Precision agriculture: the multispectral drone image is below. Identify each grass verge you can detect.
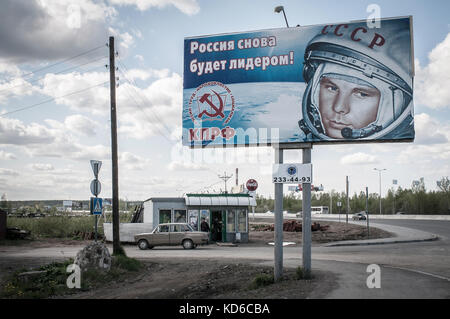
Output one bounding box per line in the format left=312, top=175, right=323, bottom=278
left=0, top=255, right=143, bottom=299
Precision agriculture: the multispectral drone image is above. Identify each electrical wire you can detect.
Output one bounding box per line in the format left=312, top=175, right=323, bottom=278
left=116, top=70, right=176, bottom=143
left=10, top=44, right=106, bottom=80
left=116, top=59, right=175, bottom=138
left=0, top=55, right=108, bottom=94
left=0, top=81, right=109, bottom=117
left=118, top=79, right=175, bottom=144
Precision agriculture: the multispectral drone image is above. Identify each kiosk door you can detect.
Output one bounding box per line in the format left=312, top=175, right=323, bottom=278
left=211, top=210, right=223, bottom=242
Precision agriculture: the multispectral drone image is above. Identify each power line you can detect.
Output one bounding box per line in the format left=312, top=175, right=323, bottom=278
left=116, top=67, right=175, bottom=141
left=116, top=59, right=175, bottom=138
left=11, top=44, right=106, bottom=80
left=117, top=79, right=174, bottom=143
left=0, top=56, right=108, bottom=96
left=0, top=81, right=109, bottom=117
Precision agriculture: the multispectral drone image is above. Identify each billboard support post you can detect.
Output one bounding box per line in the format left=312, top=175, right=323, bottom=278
left=274, top=147, right=283, bottom=282
left=302, top=147, right=312, bottom=276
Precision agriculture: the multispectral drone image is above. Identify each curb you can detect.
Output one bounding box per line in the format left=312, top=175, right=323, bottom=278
left=323, top=234, right=439, bottom=247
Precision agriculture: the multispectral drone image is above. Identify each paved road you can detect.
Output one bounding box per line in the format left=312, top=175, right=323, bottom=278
left=1, top=219, right=449, bottom=298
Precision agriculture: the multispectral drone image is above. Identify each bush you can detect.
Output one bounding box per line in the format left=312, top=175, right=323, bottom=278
left=7, top=216, right=102, bottom=239
left=249, top=273, right=274, bottom=289
left=295, top=266, right=312, bottom=280
left=113, top=255, right=142, bottom=272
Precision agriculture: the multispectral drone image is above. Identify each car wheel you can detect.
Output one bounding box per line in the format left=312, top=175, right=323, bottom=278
left=182, top=239, right=194, bottom=249
left=138, top=239, right=149, bottom=250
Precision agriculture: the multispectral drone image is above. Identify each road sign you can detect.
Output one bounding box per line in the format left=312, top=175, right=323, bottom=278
left=90, top=160, right=102, bottom=178
left=90, top=197, right=103, bottom=215
left=90, top=179, right=101, bottom=196
left=246, top=179, right=258, bottom=191
left=272, top=163, right=312, bottom=184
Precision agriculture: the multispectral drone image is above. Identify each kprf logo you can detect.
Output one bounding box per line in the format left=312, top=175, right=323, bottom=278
left=188, top=81, right=235, bottom=125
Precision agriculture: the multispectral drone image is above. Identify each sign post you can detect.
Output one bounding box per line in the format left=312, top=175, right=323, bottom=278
left=337, top=201, right=342, bottom=222
left=246, top=180, right=258, bottom=221
left=272, top=148, right=313, bottom=280
left=90, top=160, right=102, bottom=242
left=302, top=147, right=312, bottom=277
left=273, top=147, right=283, bottom=282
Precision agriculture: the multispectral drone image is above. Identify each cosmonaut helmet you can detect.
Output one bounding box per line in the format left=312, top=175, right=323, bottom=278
left=299, top=19, right=414, bottom=140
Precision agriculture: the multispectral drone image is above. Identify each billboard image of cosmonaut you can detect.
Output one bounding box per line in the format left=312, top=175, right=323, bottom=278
left=182, top=17, right=414, bottom=146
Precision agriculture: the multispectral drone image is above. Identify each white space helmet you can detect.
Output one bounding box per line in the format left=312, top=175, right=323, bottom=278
left=299, top=20, right=414, bottom=140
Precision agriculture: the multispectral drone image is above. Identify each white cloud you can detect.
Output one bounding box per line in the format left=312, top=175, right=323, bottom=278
left=0, top=0, right=116, bottom=62
left=415, top=32, right=450, bottom=109
left=414, top=113, right=449, bottom=144
left=30, top=163, right=55, bottom=171
left=117, top=72, right=182, bottom=140
left=0, top=117, right=55, bottom=145
left=108, top=0, right=200, bottom=15
left=119, top=151, right=151, bottom=170
left=125, top=68, right=170, bottom=81
left=39, top=71, right=110, bottom=115
left=396, top=144, right=450, bottom=165
left=0, top=168, right=19, bottom=176
left=340, top=152, right=379, bottom=165
left=0, top=150, right=17, bottom=160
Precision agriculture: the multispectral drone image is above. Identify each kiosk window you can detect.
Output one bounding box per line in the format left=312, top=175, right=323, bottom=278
left=238, top=209, right=247, bottom=232
left=227, top=210, right=236, bottom=232
left=174, top=210, right=187, bottom=223
left=188, top=210, right=199, bottom=231
left=159, top=210, right=171, bottom=224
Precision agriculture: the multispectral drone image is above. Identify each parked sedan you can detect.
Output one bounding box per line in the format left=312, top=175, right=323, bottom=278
left=352, top=212, right=367, bottom=221
left=135, top=223, right=209, bottom=250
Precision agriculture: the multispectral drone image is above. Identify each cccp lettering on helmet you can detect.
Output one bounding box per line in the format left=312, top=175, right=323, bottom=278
left=321, top=24, right=385, bottom=49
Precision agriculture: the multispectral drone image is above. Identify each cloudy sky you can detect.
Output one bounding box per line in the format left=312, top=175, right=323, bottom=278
left=0, top=0, right=449, bottom=201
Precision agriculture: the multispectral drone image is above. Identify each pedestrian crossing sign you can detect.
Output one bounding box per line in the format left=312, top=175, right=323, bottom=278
left=90, top=197, right=103, bottom=215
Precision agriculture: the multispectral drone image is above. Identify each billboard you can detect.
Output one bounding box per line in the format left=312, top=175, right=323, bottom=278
left=183, top=17, right=414, bottom=147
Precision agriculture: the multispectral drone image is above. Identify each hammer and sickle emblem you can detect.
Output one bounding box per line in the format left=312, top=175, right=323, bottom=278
left=198, top=90, right=225, bottom=119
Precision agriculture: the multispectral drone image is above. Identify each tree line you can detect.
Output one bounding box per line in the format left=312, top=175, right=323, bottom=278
left=255, top=177, right=450, bottom=215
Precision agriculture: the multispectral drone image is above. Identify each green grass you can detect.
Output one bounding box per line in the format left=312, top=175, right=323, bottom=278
left=249, top=273, right=274, bottom=289
left=7, top=216, right=103, bottom=239
left=0, top=255, right=144, bottom=299
left=295, top=266, right=312, bottom=280
left=112, top=255, right=143, bottom=272
left=0, top=259, right=76, bottom=299
left=6, top=213, right=134, bottom=240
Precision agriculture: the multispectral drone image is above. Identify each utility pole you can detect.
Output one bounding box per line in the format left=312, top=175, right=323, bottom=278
left=218, top=171, right=233, bottom=193
left=109, top=36, right=121, bottom=255
left=374, top=168, right=387, bottom=215
left=366, top=186, right=369, bottom=238
left=346, top=176, right=349, bottom=224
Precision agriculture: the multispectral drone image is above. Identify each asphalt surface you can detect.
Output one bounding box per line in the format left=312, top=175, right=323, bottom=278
left=1, top=218, right=449, bottom=298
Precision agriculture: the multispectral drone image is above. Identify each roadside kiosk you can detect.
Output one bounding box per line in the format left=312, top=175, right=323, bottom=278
left=104, top=193, right=256, bottom=243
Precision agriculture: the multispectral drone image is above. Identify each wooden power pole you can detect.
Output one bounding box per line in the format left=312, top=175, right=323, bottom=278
left=109, top=36, right=121, bottom=254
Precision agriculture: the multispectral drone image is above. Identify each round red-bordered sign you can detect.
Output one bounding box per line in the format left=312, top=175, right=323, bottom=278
left=246, top=179, right=258, bottom=191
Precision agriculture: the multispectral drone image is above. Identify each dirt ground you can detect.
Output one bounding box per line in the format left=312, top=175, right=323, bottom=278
left=246, top=220, right=393, bottom=246
left=53, top=258, right=337, bottom=299
left=0, top=221, right=390, bottom=299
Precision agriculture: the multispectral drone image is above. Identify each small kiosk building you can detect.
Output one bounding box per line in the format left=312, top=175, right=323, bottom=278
left=104, top=193, right=256, bottom=243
